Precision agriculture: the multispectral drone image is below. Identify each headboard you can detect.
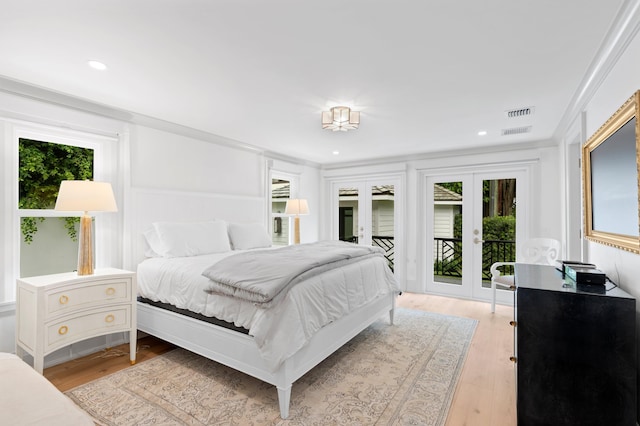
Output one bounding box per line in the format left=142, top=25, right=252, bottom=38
left=126, top=188, right=266, bottom=269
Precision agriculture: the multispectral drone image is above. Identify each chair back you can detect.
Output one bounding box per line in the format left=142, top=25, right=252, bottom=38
left=520, top=238, right=561, bottom=265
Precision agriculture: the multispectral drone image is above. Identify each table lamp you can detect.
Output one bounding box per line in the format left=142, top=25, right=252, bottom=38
left=54, top=180, right=118, bottom=275
left=285, top=199, right=309, bottom=244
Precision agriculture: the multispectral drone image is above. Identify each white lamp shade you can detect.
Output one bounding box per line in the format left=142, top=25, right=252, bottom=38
left=285, top=199, right=309, bottom=216
left=55, top=180, right=118, bottom=212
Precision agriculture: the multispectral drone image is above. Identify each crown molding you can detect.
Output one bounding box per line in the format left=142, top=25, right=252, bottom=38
left=0, top=75, right=271, bottom=158
left=554, top=0, right=640, bottom=142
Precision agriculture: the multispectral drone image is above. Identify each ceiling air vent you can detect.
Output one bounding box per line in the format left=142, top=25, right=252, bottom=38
left=505, top=106, right=535, bottom=118
left=501, top=126, right=532, bottom=136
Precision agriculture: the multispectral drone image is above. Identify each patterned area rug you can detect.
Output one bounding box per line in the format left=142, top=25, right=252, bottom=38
left=66, top=308, right=476, bottom=425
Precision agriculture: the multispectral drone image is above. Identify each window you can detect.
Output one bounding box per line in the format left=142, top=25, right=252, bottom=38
left=0, top=114, right=120, bottom=304
left=269, top=170, right=299, bottom=246
left=271, top=177, right=290, bottom=246
left=19, top=138, right=94, bottom=277
left=1, top=123, right=119, bottom=304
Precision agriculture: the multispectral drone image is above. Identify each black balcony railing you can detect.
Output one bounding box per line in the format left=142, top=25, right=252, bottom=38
left=433, top=237, right=516, bottom=280
left=373, top=236, right=394, bottom=271
left=338, top=236, right=514, bottom=279
left=433, top=237, right=462, bottom=277
left=481, top=238, right=517, bottom=279
left=341, top=235, right=395, bottom=271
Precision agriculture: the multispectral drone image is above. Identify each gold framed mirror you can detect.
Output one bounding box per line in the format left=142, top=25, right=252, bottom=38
left=583, top=90, right=640, bottom=253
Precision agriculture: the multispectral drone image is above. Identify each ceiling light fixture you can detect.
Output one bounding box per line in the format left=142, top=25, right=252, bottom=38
left=87, top=60, right=107, bottom=71
left=478, top=130, right=487, bottom=136
left=322, top=106, right=360, bottom=132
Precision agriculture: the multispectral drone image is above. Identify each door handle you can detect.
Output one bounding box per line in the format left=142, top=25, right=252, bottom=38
left=473, top=237, right=484, bottom=244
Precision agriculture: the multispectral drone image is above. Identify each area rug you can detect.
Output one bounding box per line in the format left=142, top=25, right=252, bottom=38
left=66, top=308, right=477, bottom=425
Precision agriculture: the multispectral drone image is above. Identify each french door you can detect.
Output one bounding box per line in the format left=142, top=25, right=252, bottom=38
left=425, top=169, right=526, bottom=303
left=331, top=176, right=403, bottom=284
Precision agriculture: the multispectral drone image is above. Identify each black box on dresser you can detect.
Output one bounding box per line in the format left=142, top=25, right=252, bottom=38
left=514, top=263, right=637, bottom=426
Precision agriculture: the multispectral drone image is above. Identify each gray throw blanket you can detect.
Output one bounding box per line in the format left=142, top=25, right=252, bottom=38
left=202, top=240, right=384, bottom=307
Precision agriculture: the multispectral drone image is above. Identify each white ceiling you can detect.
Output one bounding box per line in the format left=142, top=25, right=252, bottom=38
left=0, top=0, right=628, bottom=164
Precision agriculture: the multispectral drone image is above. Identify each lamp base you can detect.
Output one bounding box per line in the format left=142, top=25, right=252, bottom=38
left=77, top=214, right=94, bottom=275
left=293, top=216, right=300, bottom=244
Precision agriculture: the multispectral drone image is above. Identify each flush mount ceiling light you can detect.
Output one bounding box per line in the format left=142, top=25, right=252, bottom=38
left=322, top=106, right=360, bottom=131
left=87, top=60, right=107, bottom=70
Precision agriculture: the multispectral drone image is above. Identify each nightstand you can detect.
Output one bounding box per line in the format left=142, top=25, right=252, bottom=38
left=15, top=268, right=137, bottom=374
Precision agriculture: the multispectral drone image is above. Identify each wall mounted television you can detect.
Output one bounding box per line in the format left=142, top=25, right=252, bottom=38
left=583, top=90, right=640, bottom=253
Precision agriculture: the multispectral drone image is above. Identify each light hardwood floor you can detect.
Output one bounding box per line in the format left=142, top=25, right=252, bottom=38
left=45, top=335, right=175, bottom=392
left=46, top=293, right=516, bottom=425
left=396, top=293, right=516, bottom=426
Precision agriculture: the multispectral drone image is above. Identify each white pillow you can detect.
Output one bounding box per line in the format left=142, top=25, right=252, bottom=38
left=227, top=222, right=272, bottom=250
left=152, top=221, right=231, bottom=257
left=143, top=227, right=163, bottom=257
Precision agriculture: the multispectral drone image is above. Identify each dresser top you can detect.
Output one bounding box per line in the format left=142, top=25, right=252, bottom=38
left=18, top=268, right=134, bottom=287
left=514, top=263, right=634, bottom=300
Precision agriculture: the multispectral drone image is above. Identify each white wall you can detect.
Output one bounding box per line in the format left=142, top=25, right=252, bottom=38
left=579, top=26, right=640, bottom=295
left=130, top=125, right=265, bottom=196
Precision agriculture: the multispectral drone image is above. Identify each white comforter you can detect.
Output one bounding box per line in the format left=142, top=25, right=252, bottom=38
left=202, top=241, right=385, bottom=306
left=137, top=246, right=399, bottom=370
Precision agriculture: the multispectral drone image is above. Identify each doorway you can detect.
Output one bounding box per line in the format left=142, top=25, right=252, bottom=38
left=425, top=170, right=526, bottom=303
left=331, top=176, right=403, bottom=279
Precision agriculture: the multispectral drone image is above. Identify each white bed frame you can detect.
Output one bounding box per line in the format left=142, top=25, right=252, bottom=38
left=128, top=188, right=397, bottom=418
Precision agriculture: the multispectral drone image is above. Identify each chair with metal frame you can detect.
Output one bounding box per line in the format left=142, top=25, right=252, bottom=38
left=489, top=237, right=561, bottom=313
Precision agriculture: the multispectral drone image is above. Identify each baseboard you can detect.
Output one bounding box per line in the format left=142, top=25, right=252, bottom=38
left=17, top=331, right=130, bottom=370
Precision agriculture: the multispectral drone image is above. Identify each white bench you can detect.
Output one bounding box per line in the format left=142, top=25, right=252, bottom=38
left=0, top=353, right=94, bottom=425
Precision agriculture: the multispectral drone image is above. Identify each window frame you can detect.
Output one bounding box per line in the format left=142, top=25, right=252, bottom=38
left=3, top=121, right=119, bottom=302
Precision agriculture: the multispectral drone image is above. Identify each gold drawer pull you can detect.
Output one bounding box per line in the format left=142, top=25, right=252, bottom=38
left=509, top=321, right=517, bottom=327
left=509, top=285, right=516, bottom=290
left=105, top=314, right=115, bottom=323
left=105, top=287, right=116, bottom=296
left=59, top=295, right=69, bottom=305
left=58, top=325, right=68, bottom=335
left=509, top=356, right=517, bottom=363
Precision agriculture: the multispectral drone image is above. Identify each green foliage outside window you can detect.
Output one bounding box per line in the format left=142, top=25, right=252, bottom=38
left=482, top=215, right=516, bottom=241
left=452, top=214, right=515, bottom=240
left=19, top=138, right=94, bottom=243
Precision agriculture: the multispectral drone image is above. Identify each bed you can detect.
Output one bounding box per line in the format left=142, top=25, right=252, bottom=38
left=130, top=190, right=399, bottom=419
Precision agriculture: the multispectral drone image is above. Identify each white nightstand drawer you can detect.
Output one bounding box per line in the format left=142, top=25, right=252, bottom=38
left=47, top=278, right=131, bottom=316
left=45, top=306, right=131, bottom=352
left=16, top=268, right=137, bottom=373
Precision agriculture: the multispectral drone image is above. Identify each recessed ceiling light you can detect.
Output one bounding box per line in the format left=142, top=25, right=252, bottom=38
left=478, top=130, right=487, bottom=136
left=332, top=151, right=340, bottom=155
left=87, top=60, right=107, bottom=71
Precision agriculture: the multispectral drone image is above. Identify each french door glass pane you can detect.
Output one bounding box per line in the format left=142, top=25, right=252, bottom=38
left=372, top=185, right=395, bottom=270
left=481, top=178, right=517, bottom=288
left=271, top=178, right=290, bottom=246
left=433, top=182, right=463, bottom=285
left=338, top=187, right=358, bottom=243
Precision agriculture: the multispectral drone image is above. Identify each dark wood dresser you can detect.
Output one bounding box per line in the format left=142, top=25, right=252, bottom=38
left=514, top=263, right=636, bottom=426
